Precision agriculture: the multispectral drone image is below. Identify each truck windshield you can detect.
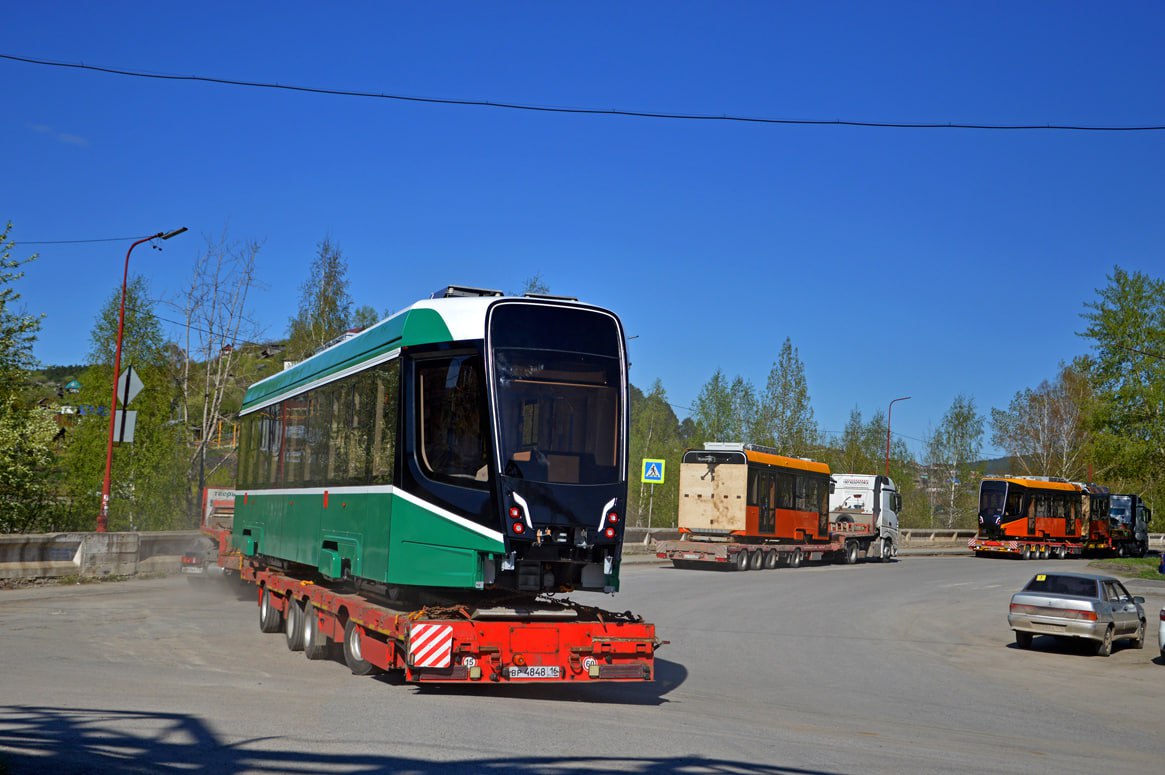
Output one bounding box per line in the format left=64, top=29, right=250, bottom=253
left=490, top=303, right=624, bottom=485
left=1110, top=495, right=1131, bottom=525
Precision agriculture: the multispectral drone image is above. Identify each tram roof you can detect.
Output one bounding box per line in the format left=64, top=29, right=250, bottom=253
left=982, top=476, right=1083, bottom=493
left=743, top=448, right=831, bottom=475
left=240, top=295, right=610, bottom=415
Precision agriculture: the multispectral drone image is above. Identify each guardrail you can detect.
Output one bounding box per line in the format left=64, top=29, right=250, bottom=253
left=1, top=529, right=1163, bottom=581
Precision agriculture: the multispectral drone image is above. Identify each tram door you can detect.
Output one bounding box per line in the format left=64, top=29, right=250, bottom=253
left=757, top=469, right=776, bottom=534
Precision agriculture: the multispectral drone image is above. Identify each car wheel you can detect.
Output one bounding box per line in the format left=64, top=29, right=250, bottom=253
left=1095, top=626, right=1113, bottom=657
left=1015, top=631, right=1032, bottom=649
left=1132, top=620, right=1145, bottom=650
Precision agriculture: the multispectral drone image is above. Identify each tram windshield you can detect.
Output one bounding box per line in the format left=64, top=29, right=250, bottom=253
left=490, top=304, right=624, bottom=485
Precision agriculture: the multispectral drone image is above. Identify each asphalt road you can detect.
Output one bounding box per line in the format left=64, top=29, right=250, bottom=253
left=2, top=556, right=1163, bottom=774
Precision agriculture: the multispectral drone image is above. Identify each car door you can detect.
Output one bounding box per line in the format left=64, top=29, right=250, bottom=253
left=1104, top=580, right=1138, bottom=636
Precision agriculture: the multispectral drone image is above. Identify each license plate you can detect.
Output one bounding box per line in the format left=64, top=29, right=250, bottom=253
left=180, top=566, right=205, bottom=575
left=507, top=665, right=560, bottom=679
left=683, top=554, right=702, bottom=560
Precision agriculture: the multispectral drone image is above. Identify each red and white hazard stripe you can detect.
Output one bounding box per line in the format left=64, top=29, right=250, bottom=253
left=409, top=623, right=454, bottom=668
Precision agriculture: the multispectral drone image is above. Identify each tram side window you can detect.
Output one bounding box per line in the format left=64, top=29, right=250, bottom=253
left=1005, top=490, right=1023, bottom=517
left=776, top=473, right=795, bottom=510
left=795, top=475, right=812, bottom=512
left=416, top=355, right=488, bottom=486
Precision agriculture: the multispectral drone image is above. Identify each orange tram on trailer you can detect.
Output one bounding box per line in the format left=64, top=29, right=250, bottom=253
left=970, top=475, right=1150, bottom=559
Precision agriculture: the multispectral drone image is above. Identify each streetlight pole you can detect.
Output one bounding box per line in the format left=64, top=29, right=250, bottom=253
left=97, top=227, right=187, bottom=533
left=885, top=395, right=911, bottom=478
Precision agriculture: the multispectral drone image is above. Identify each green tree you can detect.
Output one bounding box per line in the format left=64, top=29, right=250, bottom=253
left=0, top=222, right=58, bottom=533
left=627, top=380, right=684, bottom=528
left=352, top=305, right=380, bottom=329
left=754, top=338, right=818, bottom=455
left=519, top=274, right=550, bottom=295
left=690, top=368, right=753, bottom=445
left=924, top=394, right=985, bottom=529
left=287, top=237, right=353, bottom=360
left=60, top=277, right=187, bottom=531
left=990, top=361, right=1092, bottom=480
left=1079, top=266, right=1165, bottom=507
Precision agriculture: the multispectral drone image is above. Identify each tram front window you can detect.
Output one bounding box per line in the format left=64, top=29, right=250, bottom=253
left=979, top=481, right=1007, bottom=535
left=490, top=304, right=624, bottom=486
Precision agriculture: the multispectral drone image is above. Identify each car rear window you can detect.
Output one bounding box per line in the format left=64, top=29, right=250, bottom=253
left=1023, top=575, right=1098, bottom=597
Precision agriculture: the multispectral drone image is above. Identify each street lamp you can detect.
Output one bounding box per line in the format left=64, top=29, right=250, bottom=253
left=885, top=395, right=911, bottom=478
left=98, top=227, right=187, bottom=533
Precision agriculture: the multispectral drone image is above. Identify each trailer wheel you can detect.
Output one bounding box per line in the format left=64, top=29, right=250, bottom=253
left=763, top=550, right=779, bottom=570
left=1021, top=545, right=1031, bottom=560
left=788, top=548, right=803, bottom=569
left=303, top=602, right=331, bottom=660
left=843, top=540, right=859, bottom=565
left=343, top=619, right=380, bottom=676
left=284, top=597, right=305, bottom=652
left=749, top=549, right=765, bottom=571
left=733, top=549, right=750, bottom=572
left=259, top=588, right=283, bottom=633
left=1015, top=630, right=1032, bottom=649
left=1095, top=626, right=1113, bottom=657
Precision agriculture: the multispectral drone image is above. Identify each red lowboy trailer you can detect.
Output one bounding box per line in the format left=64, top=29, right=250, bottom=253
left=243, top=562, right=659, bottom=684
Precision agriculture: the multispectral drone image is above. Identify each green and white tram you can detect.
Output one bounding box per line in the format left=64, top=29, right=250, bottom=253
left=234, top=286, right=629, bottom=595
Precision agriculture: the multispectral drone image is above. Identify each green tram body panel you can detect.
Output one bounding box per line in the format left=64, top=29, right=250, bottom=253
left=236, top=489, right=506, bottom=588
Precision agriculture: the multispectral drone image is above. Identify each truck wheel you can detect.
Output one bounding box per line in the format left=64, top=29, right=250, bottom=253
left=343, top=619, right=380, bottom=676
left=733, top=550, right=750, bottom=572
left=763, top=550, right=779, bottom=570
left=1015, top=630, right=1032, bottom=649
left=1095, top=626, right=1113, bottom=657
left=749, top=549, right=764, bottom=571
left=303, top=602, right=331, bottom=660
left=284, top=597, right=305, bottom=652
left=788, top=548, right=803, bottom=569
left=1132, top=620, right=1145, bottom=650
left=259, top=588, right=282, bottom=633
left=882, top=539, right=894, bottom=562
left=843, top=541, right=859, bottom=565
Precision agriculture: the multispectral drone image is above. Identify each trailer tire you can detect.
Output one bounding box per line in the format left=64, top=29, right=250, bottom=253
left=749, top=549, right=764, bottom=571
left=1095, top=626, right=1113, bottom=657
left=1015, top=630, right=1032, bottom=649
left=763, top=550, right=779, bottom=570
left=303, top=602, right=331, bottom=660
left=284, top=597, right=305, bottom=652
left=1021, top=545, right=1031, bottom=560
left=843, top=540, right=859, bottom=565
left=788, top=548, right=803, bottom=569
left=733, top=549, right=750, bottom=572
left=259, top=588, right=282, bottom=633
left=343, top=619, right=380, bottom=676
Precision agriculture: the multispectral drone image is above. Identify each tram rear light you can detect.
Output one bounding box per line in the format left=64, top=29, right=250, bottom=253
left=512, top=521, right=525, bottom=535
left=606, top=512, right=619, bottom=524
left=604, top=527, right=616, bottom=539
left=509, top=506, right=522, bottom=519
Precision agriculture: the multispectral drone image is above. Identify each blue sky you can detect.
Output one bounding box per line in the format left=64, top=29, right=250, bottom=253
left=4, top=2, right=1163, bottom=459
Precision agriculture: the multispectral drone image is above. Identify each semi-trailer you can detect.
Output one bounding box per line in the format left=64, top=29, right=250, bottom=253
left=655, top=443, right=899, bottom=570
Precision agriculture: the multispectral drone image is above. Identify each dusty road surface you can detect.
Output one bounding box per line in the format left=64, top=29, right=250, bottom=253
left=2, top=556, right=1163, bottom=774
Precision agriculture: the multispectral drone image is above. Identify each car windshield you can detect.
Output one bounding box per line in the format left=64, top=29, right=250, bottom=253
left=1022, top=574, right=1098, bottom=598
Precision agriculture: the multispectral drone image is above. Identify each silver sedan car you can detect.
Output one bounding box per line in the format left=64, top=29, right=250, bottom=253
left=1008, top=572, right=1146, bottom=656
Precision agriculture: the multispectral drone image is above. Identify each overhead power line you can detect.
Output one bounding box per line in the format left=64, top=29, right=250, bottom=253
left=3, top=52, right=1163, bottom=133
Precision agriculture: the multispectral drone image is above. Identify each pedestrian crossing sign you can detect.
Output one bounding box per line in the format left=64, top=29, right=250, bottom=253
left=641, top=458, right=666, bottom=484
